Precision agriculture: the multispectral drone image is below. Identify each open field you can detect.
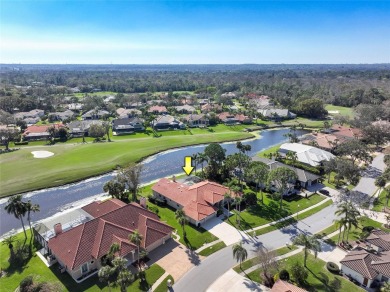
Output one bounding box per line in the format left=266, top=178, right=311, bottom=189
left=247, top=252, right=364, bottom=291
left=0, top=126, right=253, bottom=197
left=325, top=104, right=354, bottom=117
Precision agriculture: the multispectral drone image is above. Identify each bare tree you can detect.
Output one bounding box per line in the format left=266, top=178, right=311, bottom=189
left=257, top=247, right=279, bottom=287
left=118, top=164, right=143, bottom=202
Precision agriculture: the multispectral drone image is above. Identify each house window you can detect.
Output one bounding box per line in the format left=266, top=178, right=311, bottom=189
left=81, top=263, right=88, bottom=274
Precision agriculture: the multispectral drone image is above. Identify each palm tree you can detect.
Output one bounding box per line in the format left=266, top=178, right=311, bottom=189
left=129, top=230, right=143, bottom=268
left=335, top=201, right=360, bottom=243
left=108, top=242, right=120, bottom=259
left=384, top=186, right=390, bottom=209
left=235, top=196, right=242, bottom=225
left=293, top=233, right=322, bottom=267
left=232, top=242, right=248, bottom=269
left=191, top=153, right=198, bottom=175
left=98, top=265, right=114, bottom=292
left=196, top=152, right=207, bottom=176
left=4, top=194, right=27, bottom=241
left=25, top=200, right=40, bottom=239
left=2, top=235, right=16, bottom=261
left=103, top=121, right=111, bottom=142
left=224, top=192, right=232, bottom=217
left=334, top=217, right=348, bottom=244
left=175, top=209, right=189, bottom=237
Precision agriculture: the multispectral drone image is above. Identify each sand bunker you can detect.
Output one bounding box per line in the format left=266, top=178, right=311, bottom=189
left=31, top=151, right=54, bottom=158
left=328, top=110, right=339, bottom=114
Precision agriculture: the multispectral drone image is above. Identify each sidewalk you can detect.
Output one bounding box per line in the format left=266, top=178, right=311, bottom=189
left=244, top=197, right=332, bottom=233
left=151, top=271, right=169, bottom=291
left=239, top=247, right=303, bottom=275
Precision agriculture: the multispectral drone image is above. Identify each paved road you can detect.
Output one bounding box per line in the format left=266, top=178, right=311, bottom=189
left=353, top=153, right=385, bottom=195
left=174, top=202, right=338, bottom=292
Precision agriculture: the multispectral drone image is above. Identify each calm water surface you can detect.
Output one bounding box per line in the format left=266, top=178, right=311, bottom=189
left=0, top=128, right=307, bottom=236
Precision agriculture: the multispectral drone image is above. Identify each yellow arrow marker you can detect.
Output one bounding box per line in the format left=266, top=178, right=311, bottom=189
left=182, top=156, right=194, bottom=176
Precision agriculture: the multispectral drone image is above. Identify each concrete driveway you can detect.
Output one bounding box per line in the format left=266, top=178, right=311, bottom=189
left=147, top=238, right=202, bottom=281
left=207, top=269, right=270, bottom=292
left=316, top=241, right=347, bottom=267
left=202, top=216, right=248, bottom=246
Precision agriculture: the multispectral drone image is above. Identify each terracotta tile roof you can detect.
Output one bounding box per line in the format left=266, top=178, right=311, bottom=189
left=148, top=105, right=167, bottom=113
left=340, top=250, right=382, bottom=279
left=331, top=124, right=362, bottom=139
left=23, top=124, right=64, bottom=135
left=271, top=279, right=307, bottom=292
left=82, top=198, right=127, bottom=218
left=152, top=178, right=237, bottom=221
left=48, top=201, right=173, bottom=270
left=366, top=230, right=390, bottom=251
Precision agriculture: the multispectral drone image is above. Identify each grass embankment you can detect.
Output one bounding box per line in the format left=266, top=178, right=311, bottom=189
left=139, top=181, right=218, bottom=250
left=198, top=241, right=227, bottom=257
left=372, top=189, right=389, bottom=212
left=154, top=275, right=174, bottom=292
left=253, top=200, right=333, bottom=236
left=0, top=125, right=253, bottom=197
left=0, top=232, right=165, bottom=291
left=325, top=104, right=354, bottom=117
left=233, top=245, right=299, bottom=273
left=247, top=252, right=363, bottom=292
left=227, top=192, right=327, bottom=230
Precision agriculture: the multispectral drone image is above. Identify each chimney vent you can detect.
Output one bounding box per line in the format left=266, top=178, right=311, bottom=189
left=172, top=175, right=176, bottom=182
left=54, top=223, right=62, bottom=236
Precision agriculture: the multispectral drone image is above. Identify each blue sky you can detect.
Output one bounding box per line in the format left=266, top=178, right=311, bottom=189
left=1, top=1, right=389, bottom=64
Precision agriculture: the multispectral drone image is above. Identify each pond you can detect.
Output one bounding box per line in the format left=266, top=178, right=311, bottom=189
left=0, top=128, right=307, bottom=237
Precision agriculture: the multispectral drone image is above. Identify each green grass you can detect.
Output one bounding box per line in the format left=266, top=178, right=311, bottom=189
left=372, top=189, right=389, bottom=212
left=153, top=274, right=174, bottom=292
left=328, top=216, right=388, bottom=245
left=325, top=104, right=354, bottom=117
left=257, top=144, right=281, bottom=158
left=0, top=231, right=166, bottom=291
left=322, top=172, right=356, bottom=191
left=316, top=223, right=340, bottom=239
left=233, top=245, right=299, bottom=273
left=0, top=125, right=253, bottom=197
left=246, top=252, right=363, bottom=292
left=228, top=192, right=327, bottom=230
left=253, top=200, right=333, bottom=236
left=198, top=241, right=227, bottom=257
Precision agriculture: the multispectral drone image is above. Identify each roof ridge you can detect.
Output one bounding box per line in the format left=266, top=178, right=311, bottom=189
left=72, top=223, right=87, bottom=269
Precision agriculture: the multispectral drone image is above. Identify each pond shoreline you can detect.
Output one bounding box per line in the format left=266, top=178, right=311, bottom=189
left=1, top=131, right=256, bottom=199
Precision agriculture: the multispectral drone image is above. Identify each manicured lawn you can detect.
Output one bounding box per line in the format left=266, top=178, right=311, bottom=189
left=154, top=274, right=174, bottom=292
left=233, top=245, right=298, bottom=273
left=146, top=200, right=218, bottom=250
left=257, top=144, right=281, bottom=158
left=247, top=252, right=363, bottom=291
left=325, top=104, right=354, bottom=117
left=316, top=223, right=340, bottom=239
left=0, top=231, right=165, bottom=292
left=322, top=172, right=356, bottom=191
left=139, top=177, right=217, bottom=250
left=227, top=192, right=327, bottom=230
left=372, top=189, right=389, bottom=212
left=253, top=200, right=333, bottom=236
left=0, top=127, right=253, bottom=197
left=328, top=216, right=389, bottom=245
left=198, top=241, right=227, bottom=257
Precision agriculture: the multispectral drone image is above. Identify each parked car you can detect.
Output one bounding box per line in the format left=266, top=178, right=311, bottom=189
left=319, top=189, right=330, bottom=196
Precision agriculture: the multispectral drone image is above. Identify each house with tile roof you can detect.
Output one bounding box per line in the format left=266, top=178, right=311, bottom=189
left=151, top=115, right=185, bottom=130
left=23, top=124, right=65, bottom=140
left=111, top=117, right=145, bottom=135
left=152, top=178, right=238, bottom=226
left=183, top=114, right=209, bottom=128
left=340, top=230, right=390, bottom=288
left=148, top=105, right=168, bottom=114
left=45, top=199, right=173, bottom=283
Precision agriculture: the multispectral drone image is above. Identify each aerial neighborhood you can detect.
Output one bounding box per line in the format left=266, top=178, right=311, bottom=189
left=1, top=65, right=390, bottom=292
